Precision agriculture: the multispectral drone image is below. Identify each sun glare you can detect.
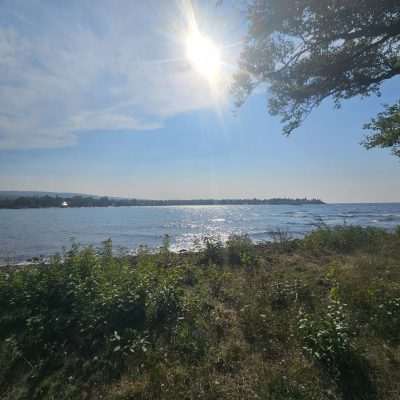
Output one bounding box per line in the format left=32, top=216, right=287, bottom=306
left=186, top=30, right=221, bottom=82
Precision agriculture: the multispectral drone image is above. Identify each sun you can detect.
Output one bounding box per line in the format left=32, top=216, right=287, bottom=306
left=185, top=30, right=222, bottom=82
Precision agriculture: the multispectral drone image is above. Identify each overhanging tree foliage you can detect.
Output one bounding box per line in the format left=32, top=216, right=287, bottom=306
left=232, top=0, right=400, bottom=155
left=363, top=100, right=400, bottom=157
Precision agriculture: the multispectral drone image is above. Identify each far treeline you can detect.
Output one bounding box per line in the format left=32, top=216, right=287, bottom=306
left=0, top=196, right=324, bottom=209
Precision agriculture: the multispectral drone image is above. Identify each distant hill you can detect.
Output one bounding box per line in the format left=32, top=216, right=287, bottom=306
left=0, top=191, right=100, bottom=200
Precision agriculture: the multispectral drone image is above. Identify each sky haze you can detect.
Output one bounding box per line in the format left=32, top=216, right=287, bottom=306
left=0, top=0, right=399, bottom=203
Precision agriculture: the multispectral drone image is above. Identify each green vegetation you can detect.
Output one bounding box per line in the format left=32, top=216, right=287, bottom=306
left=1, top=226, right=400, bottom=399
left=363, top=100, right=400, bottom=157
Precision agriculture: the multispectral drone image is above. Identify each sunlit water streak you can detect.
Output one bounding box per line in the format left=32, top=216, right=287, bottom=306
left=1, top=203, right=400, bottom=264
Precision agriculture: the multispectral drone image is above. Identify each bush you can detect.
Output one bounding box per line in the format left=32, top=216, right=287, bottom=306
left=201, top=236, right=224, bottom=266
left=0, top=240, right=186, bottom=397
left=298, top=300, right=351, bottom=373
left=225, top=234, right=256, bottom=267
left=371, top=296, right=400, bottom=344
left=269, top=229, right=295, bottom=252
left=303, top=226, right=388, bottom=253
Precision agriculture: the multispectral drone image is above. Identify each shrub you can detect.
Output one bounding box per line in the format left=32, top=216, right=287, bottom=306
left=201, top=236, right=224, bottom=266
left=298, top=300, right=351, bottom=373
left=269, top=229, right=295, bottom=252
left=303, top=225, right=388, bottom=253
left=0, top=241, right=187, bottom=396
left=371, top=296, right=400, bottom=344
left=225, top=234, right=256, bottom=267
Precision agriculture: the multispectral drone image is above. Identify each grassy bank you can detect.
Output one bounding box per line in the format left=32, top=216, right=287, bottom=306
left=1, top=226, right=400, bottom=399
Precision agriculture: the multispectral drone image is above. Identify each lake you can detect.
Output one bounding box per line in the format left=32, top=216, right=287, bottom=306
left=1, top=203, right=400, bottom=263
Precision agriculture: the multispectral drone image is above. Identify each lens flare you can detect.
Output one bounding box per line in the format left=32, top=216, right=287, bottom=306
left=185, top=29, right=221, bottom=82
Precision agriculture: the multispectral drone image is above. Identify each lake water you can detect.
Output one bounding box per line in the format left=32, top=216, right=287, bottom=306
left=1, top=203, right=400, bottom=263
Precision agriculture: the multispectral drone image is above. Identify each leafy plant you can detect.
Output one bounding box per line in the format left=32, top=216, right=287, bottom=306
left=303, top=225, right=388, bottom=253
left=226, top=234, right=256, bottom=267
left=298, top=300, right=351, bottom=373
left=371, top=296, right=400, bottom=344
left=201, top=236, right=224, bottom=266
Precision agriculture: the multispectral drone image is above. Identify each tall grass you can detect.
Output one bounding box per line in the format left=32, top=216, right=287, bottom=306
left=1, top=227, right=400, bottom=399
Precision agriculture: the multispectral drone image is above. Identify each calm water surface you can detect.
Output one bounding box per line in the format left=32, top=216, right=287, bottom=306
left=1, top=203, right=400, bottom=263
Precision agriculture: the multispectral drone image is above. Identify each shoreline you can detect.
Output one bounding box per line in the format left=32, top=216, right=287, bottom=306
left=0, top=196, right=325, bottom=209
left=3, top=224, right=400, bottom=267
left=2, top=226, right=400, bottom=268
left=1, top=225, right=400, bottom=399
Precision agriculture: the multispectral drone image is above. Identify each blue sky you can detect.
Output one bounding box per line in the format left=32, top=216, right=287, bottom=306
left=0, top=0, right=399, bottom=203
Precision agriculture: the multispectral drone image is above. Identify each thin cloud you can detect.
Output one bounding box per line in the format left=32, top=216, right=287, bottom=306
left=0, top=0, right=229, bottom=149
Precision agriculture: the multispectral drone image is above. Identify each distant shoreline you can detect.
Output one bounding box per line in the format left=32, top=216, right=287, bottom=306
left=0, top=196, right=325, bottom=209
